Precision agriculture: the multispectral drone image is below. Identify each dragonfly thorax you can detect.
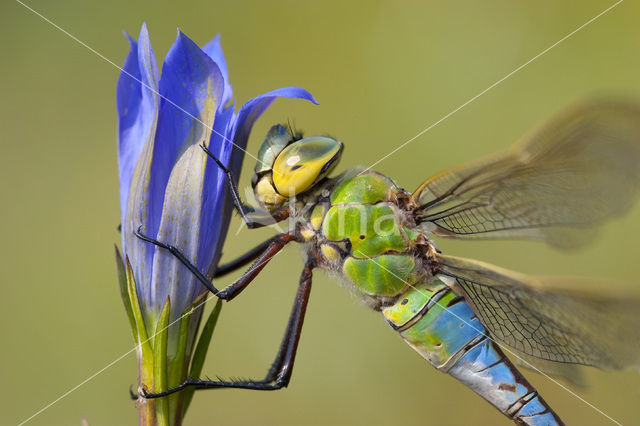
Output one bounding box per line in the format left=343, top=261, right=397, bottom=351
left=299, top=170, right=436, bottom=309
left=251, top=124, right=343, bottom=211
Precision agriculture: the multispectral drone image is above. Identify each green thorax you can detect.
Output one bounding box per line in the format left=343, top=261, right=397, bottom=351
left=306, top=171, right=426, bottom=307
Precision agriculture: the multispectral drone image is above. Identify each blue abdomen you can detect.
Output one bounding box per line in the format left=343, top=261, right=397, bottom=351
left=383, top=278, right=563, bottom=425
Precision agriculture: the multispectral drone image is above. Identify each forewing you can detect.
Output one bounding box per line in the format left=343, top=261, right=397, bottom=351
left=436, top=254, right=640, bottom=369
left=414, top=100, right=640, bottom=248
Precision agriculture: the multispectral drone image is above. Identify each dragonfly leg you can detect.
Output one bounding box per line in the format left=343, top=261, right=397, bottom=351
left=141, top=261, right=314, bottom=398
left=214, top=234, right=289, bottom=277
left=200, top=143, right=290, bottom=229
left=134, top=227, right=294, bottom=300
left=215, top=233, right=296, bottom=301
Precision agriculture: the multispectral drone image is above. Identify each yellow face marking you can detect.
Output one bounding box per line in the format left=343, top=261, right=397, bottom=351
left=254, top=176, right=286, bottom=208
left=321, top=244, right=342, bottom=264
left=272, top=136, right=342, bottom=196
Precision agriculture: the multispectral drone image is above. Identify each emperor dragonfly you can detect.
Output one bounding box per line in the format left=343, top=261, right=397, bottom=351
left=136, top=99, right=640, bottom=425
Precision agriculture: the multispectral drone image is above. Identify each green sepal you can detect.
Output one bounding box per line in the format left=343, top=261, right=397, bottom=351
left=153, top=297, right=171, bottom=426
left=124, top=256, right=155, bottom=424
left=115, top=246, right=136, bottom=341
left=183, top=298, right=223, bottom=415
left=125, top=257, right=153, bottom=356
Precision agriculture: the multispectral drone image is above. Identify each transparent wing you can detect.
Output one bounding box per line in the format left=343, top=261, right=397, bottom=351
left=435, top=253, right=640, bottom=369
left=414, top=100, right=640, bottom=248
left=512, top=351, right=587, bottom=388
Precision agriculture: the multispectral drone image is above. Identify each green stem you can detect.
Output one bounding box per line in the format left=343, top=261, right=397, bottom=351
left=117, top=249, right=219, bottom=425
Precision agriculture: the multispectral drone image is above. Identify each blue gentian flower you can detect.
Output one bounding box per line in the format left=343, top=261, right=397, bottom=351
left=115, top=23, right=316, bottom=423
left=117, top=23, right=316, bottom=324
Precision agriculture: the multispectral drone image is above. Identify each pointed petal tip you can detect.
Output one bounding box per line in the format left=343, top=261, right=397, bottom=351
left=306, top=91, right=320, bottom=105
left=284, top=87, right=319, bottom=105
left=123, top=30, right=135, bottom=44
left=136, top=22, right=153, bottom=57
left=176, top=28, right=191, bottom=43
left=203, top=33, right=222, bottom=50
left=139, top=21, right=150, bottom=40
left=283, top=86, right=319, bottom=105
left=173, top=29, right=204, bottom=53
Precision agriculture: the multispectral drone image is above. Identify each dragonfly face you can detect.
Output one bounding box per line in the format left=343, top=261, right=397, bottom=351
left=250, top=124, right=343, bottom=211
left=138, top=100, right=640, bottom=425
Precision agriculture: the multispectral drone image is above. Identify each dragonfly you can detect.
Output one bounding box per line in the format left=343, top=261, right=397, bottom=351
left=136, top=99, right=640, bottom=425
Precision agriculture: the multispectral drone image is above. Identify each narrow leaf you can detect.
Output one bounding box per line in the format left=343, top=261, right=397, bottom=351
left=183, top=299, right=223, bottom=414
left=153, top=297, right=171, bottom=426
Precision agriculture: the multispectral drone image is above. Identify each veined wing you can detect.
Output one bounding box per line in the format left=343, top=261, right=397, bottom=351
left=414, top=100, right=640, bottom=248
left=435, top=253, right=640, bottom=369
left=511, top=350, right=586, bottom=387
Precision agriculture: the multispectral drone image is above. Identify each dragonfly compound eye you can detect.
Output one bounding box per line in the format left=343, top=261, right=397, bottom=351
left=272, top=136, right=343, bottom=196
left=254, top=124, right=294, bottom=175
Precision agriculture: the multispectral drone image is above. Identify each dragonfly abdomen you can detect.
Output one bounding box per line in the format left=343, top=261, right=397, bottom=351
left=383, top=278, right=564, bottom=425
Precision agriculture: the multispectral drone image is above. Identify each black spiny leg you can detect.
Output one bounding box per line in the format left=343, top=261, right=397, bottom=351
left=200, top=143, right=290, bottom=228
left=135, top=228, right=294, bottom=301
left=142, top=261, right=314, bottom=398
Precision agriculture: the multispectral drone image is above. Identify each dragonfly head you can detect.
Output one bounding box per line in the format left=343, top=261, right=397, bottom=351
left=251, top=124, right=343, bottom=210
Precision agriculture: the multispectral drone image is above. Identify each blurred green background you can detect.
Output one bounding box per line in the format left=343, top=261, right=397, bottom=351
left=2, top=1, right=640, bottom=425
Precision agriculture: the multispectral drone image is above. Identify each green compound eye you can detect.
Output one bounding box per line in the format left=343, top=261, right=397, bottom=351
left=272, top=136, right=343, bottom=196
left=254, top=124, right=294, bottom=174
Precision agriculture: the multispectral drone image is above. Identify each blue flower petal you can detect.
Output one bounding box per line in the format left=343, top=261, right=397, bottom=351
left=202, top=34, right=233, bottom=106
left=151, top=144, right=211, bottom=318
left=118, top=26, right=319, bottom=320
left=192, top=103, right=235, bottom=305
left=167, top=103, right=236, bottom=311
left=147, top=30, right=224, bottom=240
left=116, top=34, right=142, bottom=228
left=121, top=23, right=161, bottom=309
left=117, top=23, right=159, bottom=247
left=148, top=30, right=225, bottom=316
